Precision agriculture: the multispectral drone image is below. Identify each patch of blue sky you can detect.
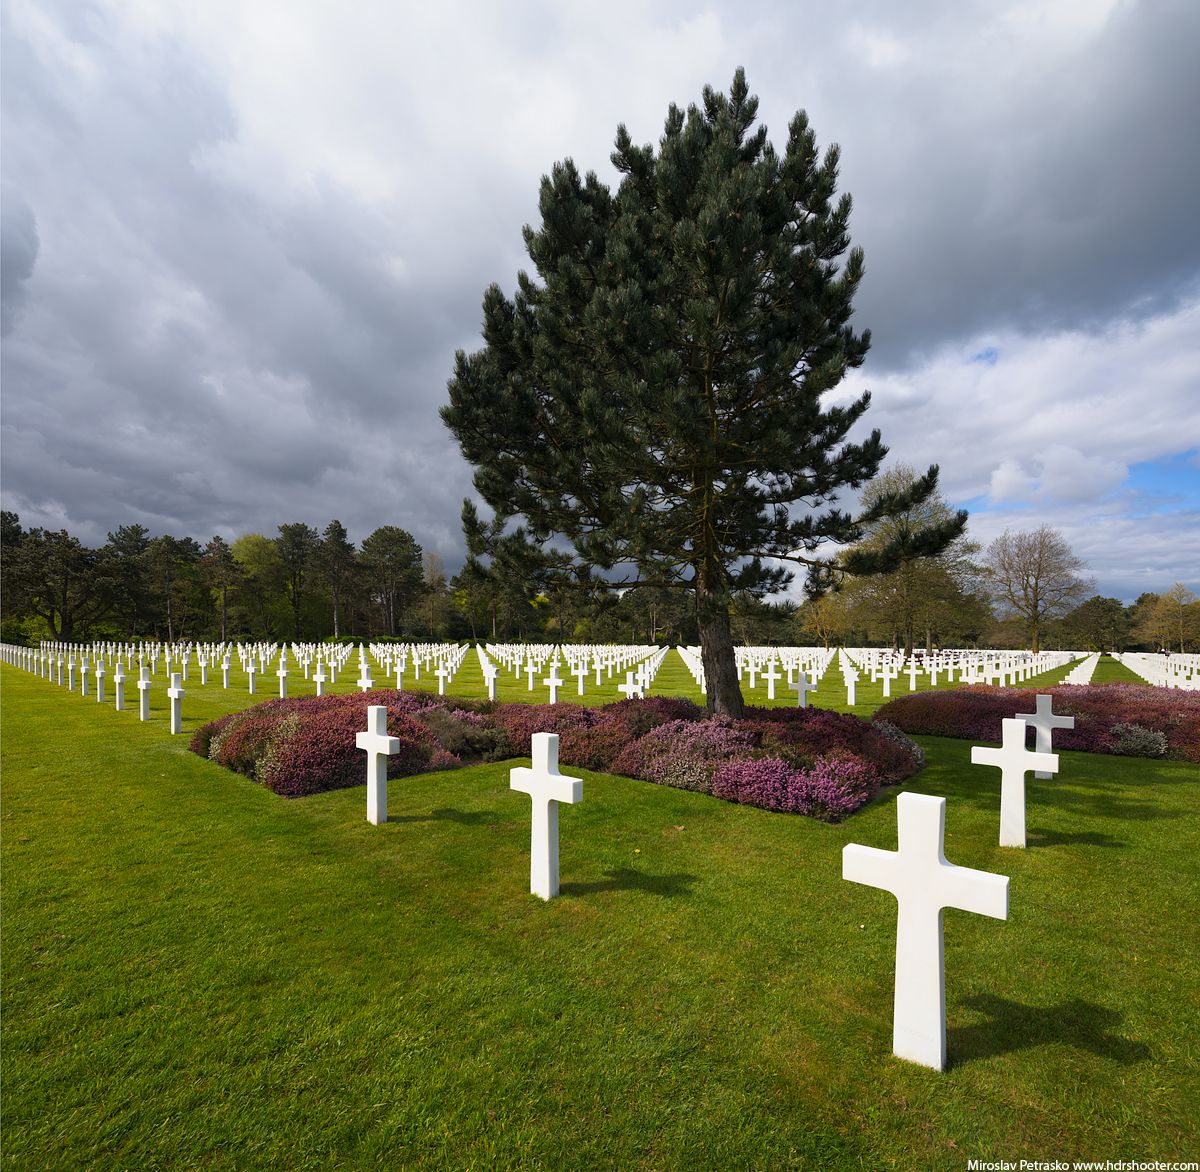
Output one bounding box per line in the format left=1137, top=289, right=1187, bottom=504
left=969, top=346, right=999, bottom=365
left=1125, top=450, right=1200, bottom=509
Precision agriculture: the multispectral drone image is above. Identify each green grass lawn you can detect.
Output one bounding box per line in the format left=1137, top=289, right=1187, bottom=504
left=3, top=661, right=1196, bottom=1169
left=1088, top=655, right=1152, bottom=685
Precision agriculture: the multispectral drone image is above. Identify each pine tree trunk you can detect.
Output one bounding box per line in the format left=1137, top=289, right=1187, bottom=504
left=332, top=592, right=341, bottom=639
left=696, top=580, right=743, bottom=718
left=220, top=586, right=228, bottom=643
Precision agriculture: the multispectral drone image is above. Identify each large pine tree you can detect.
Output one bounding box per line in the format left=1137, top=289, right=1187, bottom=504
left=443, top=69, right=964, bottom=715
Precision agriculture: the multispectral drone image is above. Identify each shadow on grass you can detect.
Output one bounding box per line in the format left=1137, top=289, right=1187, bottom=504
left=559, top=867, right=698, bottom=898
left=948, top=994, right=1151, bottom=1068
left=389, top=807, right=497, bottom=826
left=1026, top=828, right=1127, bottom=848
left=931, top=778, right=1180, bottom=824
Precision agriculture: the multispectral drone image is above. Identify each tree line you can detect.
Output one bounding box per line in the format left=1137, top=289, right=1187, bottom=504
left=3, top=505, right=1193, bottom=653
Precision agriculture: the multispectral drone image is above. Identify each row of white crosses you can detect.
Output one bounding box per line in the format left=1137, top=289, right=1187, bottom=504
left=675, top=645, right=834, bottom=704
left=357, top=707, right=583, bottom=900
left=369, top=642, right=465, bottom=688
left=844, top=692, right=1075, bottom=1070
left=483, top=643, right=663, bottom=704
left=8, top=642, right=189, bottom=732
left=1114, top=652, right=1199, bottom=690
left=1062, top=653, right=1100, bottom=685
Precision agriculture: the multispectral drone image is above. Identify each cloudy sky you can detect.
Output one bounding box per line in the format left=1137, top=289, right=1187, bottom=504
left=3, top=0, right=1198, bottom=603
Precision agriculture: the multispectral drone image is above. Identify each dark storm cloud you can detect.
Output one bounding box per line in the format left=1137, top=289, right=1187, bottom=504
left=0, top=0, right=484, bottom=555
left=0, top=186, right=38, bottom=335
left=1, top=0, right=1197, bottom=597
left=740, top=0, right=1200, bottom=365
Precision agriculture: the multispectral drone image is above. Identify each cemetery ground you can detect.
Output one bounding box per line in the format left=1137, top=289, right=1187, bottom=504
left=2, top=660, right=1198, bottom=1169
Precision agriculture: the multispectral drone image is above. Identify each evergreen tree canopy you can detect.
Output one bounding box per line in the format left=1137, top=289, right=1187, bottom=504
left=451, top=70, right=961, bottom=712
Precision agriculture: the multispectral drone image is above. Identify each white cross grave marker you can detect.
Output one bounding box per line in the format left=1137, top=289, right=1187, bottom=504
left=137, top=666, right=152, bottom=721
left=435, top=663, right=449, bottom=696
left=247, top=661, right=257, bottom=694
left=482, top=662, right=498, bottom=701
left=791, top=670, right=815, bottom=709
left=278, top=660, right=289, bottom=699
left=971, top=718, right=1058, bottom=847
left=1015, top=694, right=1075, bottom=779
left=314, top=661, right=327, bottom=697
left=95, top=662, right=106, bottom=703
left=221, top=656, right=230, bottom=689
left=618, top=671, right=642, bottom=700
left=167, top=673, right=185, bottom=734
left=113, top=662, right=126, bottom=711
left=762, top=659, right=782, bottom=701
left=543, top=664, right=564, bottom=704
left=509, top=733, right=582, bottom=900
left=843, top=792, right=1009, bottom=1071
left=357, top=705, right=399, bottom=825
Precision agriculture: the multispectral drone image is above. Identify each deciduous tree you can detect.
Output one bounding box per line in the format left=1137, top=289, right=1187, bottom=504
left=984, top=525, right=1092, bottom=653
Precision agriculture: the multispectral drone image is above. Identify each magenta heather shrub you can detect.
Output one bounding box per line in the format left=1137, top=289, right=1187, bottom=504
left=492, top=702, right=597, bottom=757
left=601, top=696, right=705, bottom=738
left=613, top=717, right=759, bottom=794
left=745, top=706, right=921, bottom=785
left=711, top=750, right=878, bottom=822
left=557, top=721, right=633, bottom=773
left=258, top=706, right=434, bottom=798
left=875, top=684, right=1200, bottom=762
left=190, top=689, right=918, bottom=819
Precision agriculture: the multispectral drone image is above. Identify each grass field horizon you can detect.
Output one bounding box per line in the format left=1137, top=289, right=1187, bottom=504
left=3, top=656, right=1196, bottom=1169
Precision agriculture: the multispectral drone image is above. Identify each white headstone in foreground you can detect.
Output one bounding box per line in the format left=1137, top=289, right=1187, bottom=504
left=113, top=662, right=126, bottom=711
left=510, top=733, right=582, bottom=900
left=357, top=705, right=399, bottom=825
left=1015, top=694, right=1075, bottom=779
left=167, top=673, right=185, bottom=734
left=971, top=718, right=1058, bottom=847
left=843, top=792, right=1009, bottom=1071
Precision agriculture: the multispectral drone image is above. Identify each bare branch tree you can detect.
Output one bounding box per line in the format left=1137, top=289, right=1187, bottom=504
left=984, top=525, right=1093, bottom=652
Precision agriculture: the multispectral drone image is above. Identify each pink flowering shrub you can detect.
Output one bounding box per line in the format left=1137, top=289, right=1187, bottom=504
left=190, top=688, right=919, bottom=819
left=711, top=749, right=878, bottom=822
left=491, top=702, right=598, bottom=758
left=612, top=717, right=759, bottom=794
left=745, top=706, right=922, bottom=784
left=875, top=684, right=1200, bottom=762
left=257, top=704, right=435, bottom=798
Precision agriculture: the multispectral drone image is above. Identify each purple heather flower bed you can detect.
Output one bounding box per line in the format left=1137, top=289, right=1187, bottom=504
left=874, top=684, right=1200, bottom=763
left=191, top=691, right=924, bottom=821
